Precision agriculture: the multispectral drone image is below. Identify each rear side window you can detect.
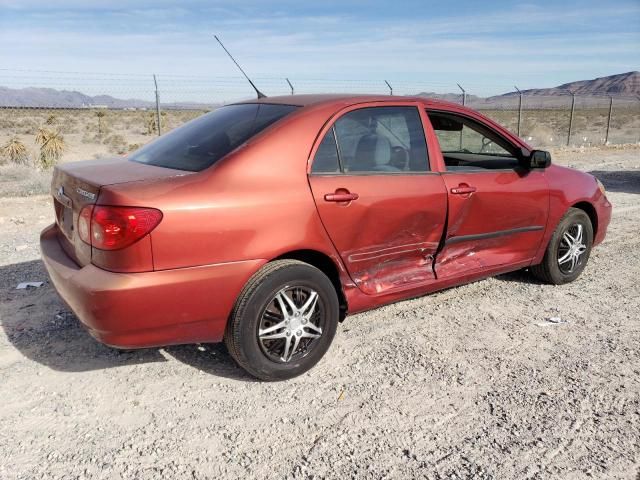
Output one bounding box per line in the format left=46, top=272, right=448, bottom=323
left=130, top=103, right=298, bottom=172
left=311, top=128, right=340, bottom=173
left=332, top=106, right=428, bottom=173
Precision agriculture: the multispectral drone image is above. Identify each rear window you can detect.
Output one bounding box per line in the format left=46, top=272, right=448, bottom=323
left=129, top=103, right=299, bottom=172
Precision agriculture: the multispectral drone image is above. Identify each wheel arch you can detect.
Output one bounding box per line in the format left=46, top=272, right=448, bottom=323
left=571, top=201, right=598, bottom=238
left=274, top=249, right=348, bottom=321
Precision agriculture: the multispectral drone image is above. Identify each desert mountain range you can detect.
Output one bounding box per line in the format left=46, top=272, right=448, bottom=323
left=0, top=71, right=638, bottom=109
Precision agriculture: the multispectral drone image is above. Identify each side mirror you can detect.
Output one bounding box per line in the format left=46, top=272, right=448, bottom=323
left=520, top=149, right=551, bottom=169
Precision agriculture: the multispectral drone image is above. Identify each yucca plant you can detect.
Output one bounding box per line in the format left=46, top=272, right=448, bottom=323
left=96, top=110, right=106, bottom=135
left=1, top=136, right=29, bottom=164
left=35, top=128, right=65, bottom=168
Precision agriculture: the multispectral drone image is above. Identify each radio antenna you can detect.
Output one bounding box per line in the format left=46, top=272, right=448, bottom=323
left=214, top=35, right=266, bottom=99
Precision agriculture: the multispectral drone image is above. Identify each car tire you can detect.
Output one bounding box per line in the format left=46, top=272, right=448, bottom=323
left=531, top=208, right=593, bottom=285
left=224, top=259, right=340, bottom=381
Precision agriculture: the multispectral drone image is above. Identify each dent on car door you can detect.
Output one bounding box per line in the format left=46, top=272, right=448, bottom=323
left=308, top=105, right=447, bottom=295
left=426, top=110, right=550, bottom=278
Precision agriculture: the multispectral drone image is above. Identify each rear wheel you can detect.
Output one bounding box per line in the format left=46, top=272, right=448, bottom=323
left=224, top=260, right=339, bottom=381
left=531, top=208, right=593, bottom=284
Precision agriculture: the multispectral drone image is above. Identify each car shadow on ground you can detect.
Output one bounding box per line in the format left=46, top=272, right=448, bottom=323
left=494, top=268, right=546, bottom=285
left=0, top=259, right=254, bottom=381
left=589, top=170, right=640, bottom=194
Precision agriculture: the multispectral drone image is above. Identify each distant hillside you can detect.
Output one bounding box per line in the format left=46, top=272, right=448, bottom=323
left=0, top=87, right=155, bottom=108
left=0, top=86, right=216, bottom=109
left=495, top=71, right=640, bottom=98
left=1, top=72, right=638, bottom=109
left=416, top=72, right=640, bottom=108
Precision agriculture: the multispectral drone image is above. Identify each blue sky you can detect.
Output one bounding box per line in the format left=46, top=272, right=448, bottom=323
left=1, top=0, right=639, bottom=99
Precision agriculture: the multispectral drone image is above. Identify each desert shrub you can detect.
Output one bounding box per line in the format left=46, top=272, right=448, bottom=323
left=35, top=128, right=65, bottom=168
left=56, top=114, right=80, bottom=134
left=128, top=143, right=141, bottom=152
left=145, top=111, right=167, bottom=135
left=81, top=132, right=101, bottom=144
left=0, top=116, right=14, bottom=130
left=15, top=117, right=39, bottom=135
left=1, top=136, right=29, bottom=165
left=103, top=134, right=128, bottom=154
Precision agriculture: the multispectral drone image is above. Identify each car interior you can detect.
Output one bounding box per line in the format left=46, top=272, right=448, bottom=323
left=312, top=107, right=524, bottom=174
left=426, top=111, right=521, bottom=171
left=336, top=108, right=428, bottom=173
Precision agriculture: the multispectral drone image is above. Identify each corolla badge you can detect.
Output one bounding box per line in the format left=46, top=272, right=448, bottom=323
left=76, top=187, right=96, bottom=200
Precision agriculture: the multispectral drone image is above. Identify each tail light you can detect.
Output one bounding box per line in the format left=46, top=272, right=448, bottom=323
left=78, top=205, right=163, bottom=250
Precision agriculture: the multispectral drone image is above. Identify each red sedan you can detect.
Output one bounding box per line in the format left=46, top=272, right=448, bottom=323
left=40, top=95, right=612, bottom=380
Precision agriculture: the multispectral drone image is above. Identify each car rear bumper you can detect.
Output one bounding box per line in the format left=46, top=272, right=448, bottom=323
left=40, top=224, right=264, bottom=349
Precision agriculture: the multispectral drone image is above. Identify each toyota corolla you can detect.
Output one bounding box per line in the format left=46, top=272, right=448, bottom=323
left=40, top=94, right=612, bottom=380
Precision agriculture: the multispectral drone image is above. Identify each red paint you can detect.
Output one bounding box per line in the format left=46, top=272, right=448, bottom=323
left=40, top=94, right=612, bottom=349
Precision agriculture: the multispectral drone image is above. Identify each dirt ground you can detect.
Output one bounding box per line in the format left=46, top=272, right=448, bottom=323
left=0, top=146, right=639, bottom=479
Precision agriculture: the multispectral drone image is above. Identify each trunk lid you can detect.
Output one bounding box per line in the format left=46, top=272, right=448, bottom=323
left=50, top=157, right=189, bottom=266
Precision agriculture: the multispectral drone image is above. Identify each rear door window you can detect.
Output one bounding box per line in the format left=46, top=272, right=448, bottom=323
left=130, top=103, right=298, bottom=172
left=333, top=106, right=429, bottom=173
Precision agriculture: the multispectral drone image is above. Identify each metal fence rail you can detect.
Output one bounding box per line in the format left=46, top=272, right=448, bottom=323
left=0, top=70, right=638, bottom=166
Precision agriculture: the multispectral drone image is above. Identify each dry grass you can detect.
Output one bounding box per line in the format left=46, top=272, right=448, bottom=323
left=0, top=105, right=636, bottom=175
left=478, top=107, right=640, bottom=146
left=0, top=163, right=51, bottom=197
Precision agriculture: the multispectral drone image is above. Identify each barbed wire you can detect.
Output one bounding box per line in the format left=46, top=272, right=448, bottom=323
left=0, top=70, right=637, bottom=155
left=1, top=69, right=639, bottom=103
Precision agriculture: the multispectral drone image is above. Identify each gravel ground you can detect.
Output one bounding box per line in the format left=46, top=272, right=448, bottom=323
left=1, top=146, right=639, bottom=479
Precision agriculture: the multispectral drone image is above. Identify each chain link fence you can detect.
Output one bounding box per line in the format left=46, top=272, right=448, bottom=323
left=0, top=70, right=638, bottom=167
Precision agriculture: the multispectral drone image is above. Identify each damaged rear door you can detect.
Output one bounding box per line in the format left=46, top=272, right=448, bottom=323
left=308, top=104, right=447, bottom=295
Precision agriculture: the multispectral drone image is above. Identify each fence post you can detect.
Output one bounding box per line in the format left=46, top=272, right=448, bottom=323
left=457, top=83, right=466, bottom=106
left=286, top=78, right=294, bottom=95
left=514, top=86, right=523, bottom=137
left=567, top=91, right=576, bottom=146
left=457, top=84, right=466, bottom=149
left=153, top=74, right=161, bottom=136
left=638, top=96, right=640, bottom=144
left=384, top=80, right=393, bottom=96
left=604, top=96, right=613, bottom=145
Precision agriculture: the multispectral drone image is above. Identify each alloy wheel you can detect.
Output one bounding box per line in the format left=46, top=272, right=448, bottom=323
left=557, top=223, right=587, bottom=274
left=258, top=286, right=324, bottom=363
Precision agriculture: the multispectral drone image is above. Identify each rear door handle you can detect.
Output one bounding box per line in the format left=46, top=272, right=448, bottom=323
left=450, top=184, right=477, bottom=195
left=324, top=192, right=359, bottom=202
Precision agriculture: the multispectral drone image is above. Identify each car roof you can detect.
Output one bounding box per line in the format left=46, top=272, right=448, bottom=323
left=234, top=93, right=462, bottom=110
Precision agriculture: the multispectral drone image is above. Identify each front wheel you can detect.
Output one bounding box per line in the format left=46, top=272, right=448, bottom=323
left=224, top=260, right=340, bottom=381
left=531, top=208, right=593, bottom=285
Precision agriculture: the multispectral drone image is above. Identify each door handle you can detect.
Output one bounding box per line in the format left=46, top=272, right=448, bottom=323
left=324, top=192, right=359, bottom=202
left=450, top=184, right=477, bottom=195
